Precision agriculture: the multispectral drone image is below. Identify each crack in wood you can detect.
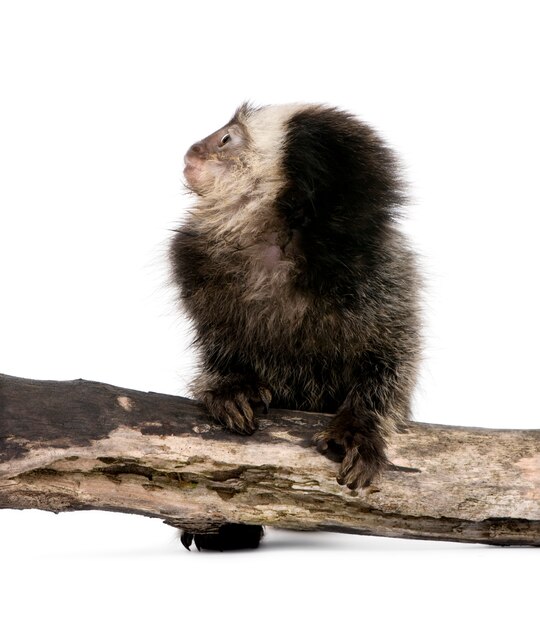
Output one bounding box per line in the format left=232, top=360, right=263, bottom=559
left=1, top=374, right=539, bottom=546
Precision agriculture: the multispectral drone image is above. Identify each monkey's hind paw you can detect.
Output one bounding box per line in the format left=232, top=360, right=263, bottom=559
left=204, top=384, right=271, bottom=435
left=181, top=524, right=264, bottom=552
left=313, top=428, right=387, bottom=490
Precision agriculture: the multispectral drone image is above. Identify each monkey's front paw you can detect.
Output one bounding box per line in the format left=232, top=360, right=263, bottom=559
left=313, top=418, right=387, bottom=490
left=203, top=383, right=271, bottom=435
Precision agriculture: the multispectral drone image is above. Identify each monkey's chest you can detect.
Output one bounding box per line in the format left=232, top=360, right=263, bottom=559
left=201, top=278, right=310, bottom=342
left=196, top=241, right=304, bottom=324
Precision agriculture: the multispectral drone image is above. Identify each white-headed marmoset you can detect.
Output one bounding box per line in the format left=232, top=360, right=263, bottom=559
left=171, top=103, right=422, bottom=550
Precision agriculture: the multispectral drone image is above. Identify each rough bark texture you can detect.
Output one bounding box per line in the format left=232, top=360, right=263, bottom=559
left=1, top=373, right=539, bottom=546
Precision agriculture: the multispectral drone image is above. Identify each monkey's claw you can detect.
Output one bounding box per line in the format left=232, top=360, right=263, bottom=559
left=181, top=531, right=195, bottom=551
left=335, top=442, right=385, bottom=490
left=259, top=387, right=272, bottom=414
left=313, top=424, right=386, bottom=490
left=204, top=383, right=272, bottom=435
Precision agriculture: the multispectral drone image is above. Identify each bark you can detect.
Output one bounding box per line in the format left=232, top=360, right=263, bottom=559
left=0, top=373, right=539, bottom=546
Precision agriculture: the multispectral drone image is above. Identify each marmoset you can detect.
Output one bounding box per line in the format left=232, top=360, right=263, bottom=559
left=171, top=102, right=421, bottom=550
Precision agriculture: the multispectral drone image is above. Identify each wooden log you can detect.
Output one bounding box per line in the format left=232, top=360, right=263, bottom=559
left=0, top=373, right=539, bottom=546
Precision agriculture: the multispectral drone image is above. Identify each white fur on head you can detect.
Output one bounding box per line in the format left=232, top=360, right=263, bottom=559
left=237, top=103, right=306, bottom=161
left=184, top=103, right=312, bottom=310
left=189, top=103, right=308, bottom=247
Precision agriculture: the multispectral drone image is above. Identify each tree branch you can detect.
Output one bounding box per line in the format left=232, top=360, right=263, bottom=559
left=1, top=373, right=539, bottom=546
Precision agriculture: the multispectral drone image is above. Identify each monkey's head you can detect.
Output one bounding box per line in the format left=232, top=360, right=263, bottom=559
left=183, top=103, right=300, bottom=198
left=183, top=103, right=404, bottom=240
left=183, top=115, right=247, bottom=194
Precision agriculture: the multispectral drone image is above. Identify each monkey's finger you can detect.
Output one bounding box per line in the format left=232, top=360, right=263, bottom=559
left=337, top=448, right=361, bottom=486
left=222, top=400, right=244, bottom=431
left=312, top=430, right=330, bottom=452
left=348, top=464, right=373, bottom=490
left=340, top=452, right=380, bottom=490
left=180, top=531, right=193, bottom=551
left=235, top=395, right=257, bottom=433
left=236, top=394, right=254, bottom=420
left=258, top=387, right=272, bottom=413
left=205, top=395, right=235, bottom=430
left=193, top=535, right=205, bottom=552
left=338, top=447, right=358, bottom=476
left=223, top=399, right=255, bottom=435
left=340, top=461, right=365, bottom=490
left=338, top=468, right=363, bottom=490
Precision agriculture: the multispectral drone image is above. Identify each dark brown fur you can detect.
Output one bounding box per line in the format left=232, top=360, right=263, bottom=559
left=171, top=103, right=422, bottom=549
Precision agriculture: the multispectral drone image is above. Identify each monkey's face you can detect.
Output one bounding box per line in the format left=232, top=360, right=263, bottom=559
left=183, top=123, right=247, bottom=195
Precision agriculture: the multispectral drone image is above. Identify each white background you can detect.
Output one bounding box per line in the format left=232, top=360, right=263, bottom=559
left=1, top=1, right=538, bottom=624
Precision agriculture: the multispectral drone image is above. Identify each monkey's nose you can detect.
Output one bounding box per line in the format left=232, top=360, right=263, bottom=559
left=185, top=142, right=204, bottom=162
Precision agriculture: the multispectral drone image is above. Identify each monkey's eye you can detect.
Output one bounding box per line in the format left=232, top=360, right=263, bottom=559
left=219, top=133, right=231, bottom=147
